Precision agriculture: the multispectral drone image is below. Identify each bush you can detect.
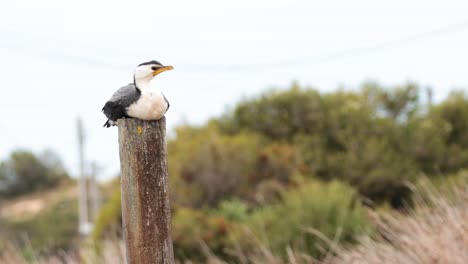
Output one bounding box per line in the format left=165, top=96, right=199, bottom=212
left=242, top=179, right=372, bottom=259
left=251, top=142, right=300, bottom=185
left=216, top=199, right=249, bottom=222
left=217, top=83, right=325, bottom=140
left=92, top=188, right=122, bottom=242
left=168, top=124, right=264, bottom=207
left=213, top=83, right=468, bottom=207
left=429, top=92, right=468, bottom=173
left=0, top=150, right=69, bottom=197
left=169, top=179, right=371, bottom=262
left=172, top=207, right=235, bottom=261
left=8, top=198, right=78, bottom=255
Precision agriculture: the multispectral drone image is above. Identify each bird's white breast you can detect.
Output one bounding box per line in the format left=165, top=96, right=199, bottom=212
left=127, top=90, right=168, bottom=120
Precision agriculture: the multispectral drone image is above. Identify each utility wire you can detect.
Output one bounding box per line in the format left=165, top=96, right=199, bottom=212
left=0, top=40, right=132, bottom=71
left=1, top=20, right=468, bottom=73
left=184, top=19, right=468, bottom=72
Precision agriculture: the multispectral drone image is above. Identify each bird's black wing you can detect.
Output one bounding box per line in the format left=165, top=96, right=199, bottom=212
left=102, top=83, right=141, bottom=127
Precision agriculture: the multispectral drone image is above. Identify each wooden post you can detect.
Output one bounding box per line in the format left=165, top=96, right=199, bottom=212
left=118, top=117, right=174, bottom=264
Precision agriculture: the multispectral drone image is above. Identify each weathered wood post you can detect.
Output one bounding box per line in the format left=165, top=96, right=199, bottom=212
left=118, top=117, right=174, bottom=264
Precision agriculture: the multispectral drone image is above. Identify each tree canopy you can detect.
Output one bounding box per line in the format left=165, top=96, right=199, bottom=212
left=0, top=150, right=69, bottom=197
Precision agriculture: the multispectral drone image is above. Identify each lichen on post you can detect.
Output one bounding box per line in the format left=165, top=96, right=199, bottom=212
left=118, top=117, right=174, bottom=264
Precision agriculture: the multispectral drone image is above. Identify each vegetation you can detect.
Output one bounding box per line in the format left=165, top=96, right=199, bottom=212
left=325, top=178, right=468, bottom=264
left=0, top=151, right=75, bottom=260
left=1, top=177, right=467, bottom=264
left=214, top=83, right=468, bottom=207
left=0, top=150, right=69, bottom=198
left=240, top=180, right=371, bottom=258
left=7, top=198, right=78, bottom=255
left=2, top=82, right=468, bottom=262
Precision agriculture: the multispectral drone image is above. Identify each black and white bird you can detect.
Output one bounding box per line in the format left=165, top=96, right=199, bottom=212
left=102, top=60, right=174, bottom=128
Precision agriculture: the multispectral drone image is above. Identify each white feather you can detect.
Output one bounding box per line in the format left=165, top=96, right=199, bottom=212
left=127, top=89, right=168, bottom=120
left=127, top=69, right=168, bottom=120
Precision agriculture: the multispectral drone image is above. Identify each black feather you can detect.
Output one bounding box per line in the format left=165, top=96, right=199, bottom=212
left=138, top=60, right=162, bottom=67
left=102, top=83, right=141, bottom=128
left=162, top=93, right=170, bottom=113
left=103, top=120, right=112, bottom=128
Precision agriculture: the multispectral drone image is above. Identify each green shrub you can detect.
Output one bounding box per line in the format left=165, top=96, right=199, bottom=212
left=172, top=207, right=235, bottom=261
left=216, top=199, right=249, bottom=222
left=171, top=180, right=371, bottom=262
left=0, top=150, right=69, bottom=197
left=242, top=179, right=372, bottom=259
left=213, top=83, right=468, bottom=206
left=168, top=124, right=264, bottom=207
left=429, top=92, right=468, bottom=173
left=252, top=142, right=300, bottom=185
left=9, top=198, right=78, bottom=255
left=217, top=83, right=325, bottom=140
left=92, top=188, right=122, bottom=242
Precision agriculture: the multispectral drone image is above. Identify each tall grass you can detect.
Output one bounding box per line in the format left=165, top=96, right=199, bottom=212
left=1, top=180, right=467, bottom=263
left=324, top=180, right=468, bottom=264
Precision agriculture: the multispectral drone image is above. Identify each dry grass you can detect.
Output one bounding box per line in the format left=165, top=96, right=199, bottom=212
left=1, top=181, right=467, bottom=264
left=0, top=183, right=76, bottom=221
left=0, top=240, right=124, bottom=264
left=325, top=181, right=468, bottom=264
left=207, top=180, right=468, bottom=264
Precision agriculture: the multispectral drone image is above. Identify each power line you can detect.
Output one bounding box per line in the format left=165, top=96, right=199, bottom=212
left=184, top=20, right=468, bottom=72
left=274, top=20, right=468, bottom=67
left=1, top=20, right=468, bottom=73
left=0, top=40, right=132, bottom=71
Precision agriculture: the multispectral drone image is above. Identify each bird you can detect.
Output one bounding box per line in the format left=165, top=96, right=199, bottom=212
left=102, top=60, right=174, bottom=128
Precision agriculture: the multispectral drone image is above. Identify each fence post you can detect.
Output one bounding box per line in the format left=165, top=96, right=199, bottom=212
left=118, top=117, right=174, bottom=264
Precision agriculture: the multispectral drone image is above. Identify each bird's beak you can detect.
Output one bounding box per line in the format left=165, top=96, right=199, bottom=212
left=153, top=66, right=174, bottom=76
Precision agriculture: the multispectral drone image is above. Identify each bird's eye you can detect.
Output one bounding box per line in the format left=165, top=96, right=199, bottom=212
left=151, top=66, right=158, bottom=71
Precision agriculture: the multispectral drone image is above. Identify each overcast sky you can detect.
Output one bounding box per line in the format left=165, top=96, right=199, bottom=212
left=1, top=0, right=468, bottom=180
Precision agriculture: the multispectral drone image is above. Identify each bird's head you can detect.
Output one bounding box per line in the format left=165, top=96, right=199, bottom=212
left=133, top=60, right=174, bottom=86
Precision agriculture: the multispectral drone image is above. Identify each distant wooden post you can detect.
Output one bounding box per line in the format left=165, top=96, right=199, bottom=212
left=118, top=117, right=174, bottom=264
